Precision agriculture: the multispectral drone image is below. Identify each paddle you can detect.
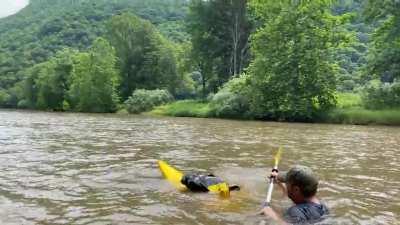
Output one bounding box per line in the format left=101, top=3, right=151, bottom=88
left=263, top=147, right=283, bottom=207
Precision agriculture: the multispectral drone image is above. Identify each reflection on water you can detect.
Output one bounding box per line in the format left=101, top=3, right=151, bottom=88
left=0, top=109, right=399, bottom=224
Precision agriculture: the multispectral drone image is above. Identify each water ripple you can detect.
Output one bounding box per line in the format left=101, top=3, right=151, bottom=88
left=0, top=110, right=399, bottom=224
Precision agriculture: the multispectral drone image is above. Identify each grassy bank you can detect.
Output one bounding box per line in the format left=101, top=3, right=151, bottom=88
left=323, top=108, right=400, bottom=126
left=330, top=93, right=400, bottom=125
left=149, top=97, right=400, bottom=126
left=336, top=92, right=362, bottom=108
left=149, top=100, right=212, bottom=118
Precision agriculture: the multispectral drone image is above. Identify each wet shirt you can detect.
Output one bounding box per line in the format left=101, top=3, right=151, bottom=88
left=284, top=202, right=329, bottom=224
left=181, top=173, right=224, bottom=192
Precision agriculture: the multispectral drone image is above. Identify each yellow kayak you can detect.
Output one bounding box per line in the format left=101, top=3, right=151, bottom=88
left=158, top=160, right=187, bottom=191
left=158, top=160, right=230, bottom=197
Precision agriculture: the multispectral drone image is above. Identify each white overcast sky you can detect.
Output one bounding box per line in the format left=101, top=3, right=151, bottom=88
left=0, top=0, right=29, bottom=18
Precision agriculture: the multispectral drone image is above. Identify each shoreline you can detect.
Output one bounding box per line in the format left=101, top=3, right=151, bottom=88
left=148, top=100, right=400, bottom=126
left=4, top=104, right=399, bottom=127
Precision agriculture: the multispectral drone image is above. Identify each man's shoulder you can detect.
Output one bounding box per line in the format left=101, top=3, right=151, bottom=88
left=291, top=202, right=329, bottom=213
left=285, top=202, right=329, bottom=224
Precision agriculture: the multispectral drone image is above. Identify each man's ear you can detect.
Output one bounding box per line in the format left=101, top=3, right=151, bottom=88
left=293, top=185, right=301, bottom=194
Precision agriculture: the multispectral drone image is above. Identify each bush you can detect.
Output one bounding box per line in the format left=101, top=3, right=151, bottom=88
left=322, top=108, right=400, bottom=126
left=210, top=89, right=250, bottom=119
left=209, top=74, right=251, bottom=119
left=17, top=100, right=30, bottom=109
left=151, top=100, right=211, bottom=118
left=125, top=89, right=173, bottom=114
left=336, top=92, right=362, bottom=109
left=0, top=89, right=10, bottom=107
left=338, top=79, right=356, bottom=92
left=362, top=80, right=400, bottom=109
left=174, top=73, right=197, bottom=99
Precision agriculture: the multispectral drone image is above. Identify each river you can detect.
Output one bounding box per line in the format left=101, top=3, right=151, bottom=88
left=0, top=109, right=399, bottom=225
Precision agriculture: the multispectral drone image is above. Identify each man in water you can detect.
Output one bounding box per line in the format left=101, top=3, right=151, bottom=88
left=181, top=173, right=240, bottom=197
left=261, top=165, right=329, bottom=224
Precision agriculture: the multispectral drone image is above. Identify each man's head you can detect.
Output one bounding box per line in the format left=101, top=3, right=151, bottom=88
left=279, top=165, right=319, bottom=203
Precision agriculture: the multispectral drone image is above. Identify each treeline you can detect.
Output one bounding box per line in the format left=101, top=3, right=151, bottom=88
left=190, top=0, right=400, bottom=121
left=0, top=0, right=188, bottom=94
left=3, top=13, right=194, bottom=112
left=1, top=0, right=399, bottom=122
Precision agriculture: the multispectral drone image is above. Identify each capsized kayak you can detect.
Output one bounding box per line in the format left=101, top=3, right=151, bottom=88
left=158, top=160, right=230, bottom=197
left=208, top=182, right=230, bottom=197
left=158, top=160, right=187, bottom=191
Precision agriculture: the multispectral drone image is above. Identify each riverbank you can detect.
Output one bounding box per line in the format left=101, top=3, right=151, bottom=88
left=148, top=99, right=400, bottom=126
left=149, top=100, right=211, bottom=118
left=3, top=94, right=399, bottom=126
left=321, top=108, right=400, bottom=125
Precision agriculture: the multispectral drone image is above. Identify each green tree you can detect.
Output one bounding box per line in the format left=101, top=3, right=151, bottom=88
left=364, top=0, right=400, bottom=81
left=125, top=89, right=173, bottom=114
left=248, top=0, right=345, bottom=121
left=68, top=38, right=119, bottom=112
left=36, top=49, right=76, bottom=110
left=174, top=42, right=197, bottom=99
left=187, top=0, right=252, bottom=96
left=0, top=0, right=189, bottom=98
left=332, top=0, right=373, bottom=90
left=19, top=49, right=76, bottom=110
left=210, top=73, right=251, bottom=119
left=0, top=89, right=11, bottom=107
left=107, top=13, right=179, bottom=99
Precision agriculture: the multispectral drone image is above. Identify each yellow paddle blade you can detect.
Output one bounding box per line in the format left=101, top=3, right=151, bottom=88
left=158, top=160, right=187, bottom=191
left=274, top=147, right=283, bottom=167
left=208, top=182, right=230, bottom=197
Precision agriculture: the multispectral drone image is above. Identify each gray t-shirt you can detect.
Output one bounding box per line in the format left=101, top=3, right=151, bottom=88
left=284, top=202, right=329, bottom=224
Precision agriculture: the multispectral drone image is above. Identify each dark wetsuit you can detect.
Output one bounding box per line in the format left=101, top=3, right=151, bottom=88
left=284, top=202, right=329, bottom=224
left=181, top=173, right=224, bottom=192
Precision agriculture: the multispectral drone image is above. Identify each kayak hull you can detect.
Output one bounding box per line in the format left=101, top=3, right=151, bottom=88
left=158, top=160, right=187, bottom=191
left=158, top=160, right=230, bottom=197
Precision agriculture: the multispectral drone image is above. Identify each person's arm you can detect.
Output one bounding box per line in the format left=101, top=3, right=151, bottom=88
left=260, top=171, right=289, bottom=224
left=261, top=206, right=288, bottom=225
left=276, top=180, right=287, bottom=197
left=270, top=171, right=287, bottom=196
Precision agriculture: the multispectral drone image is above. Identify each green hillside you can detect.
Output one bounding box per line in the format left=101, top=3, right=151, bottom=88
left=0, top=0, right=399, bottom=125
left=0, top=0, right=188, bottom=90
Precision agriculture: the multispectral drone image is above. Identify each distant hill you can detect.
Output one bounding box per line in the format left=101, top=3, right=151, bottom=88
left=0, top=0, right=189, bottom=90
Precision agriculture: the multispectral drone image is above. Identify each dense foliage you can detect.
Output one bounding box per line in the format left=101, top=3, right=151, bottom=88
left=364, top=0, right=400, bottom=82
left=333, top=0, right=372, bottom=91
left=247, top=0, right=345, bottom=121
left=125, top=89, right=173, bottom=114
left=22, top=48, right=77, bottom=110
left=18, top=38, right=120, bottom=112
left=1, top=0, right=399, bottom=122
left=187, top=0, right=252, bottom=95
left=362, top=80, right=400, bottom=109
left=0, top=0, right=189, bottom=103
left=107, top=13, right=180, bottom=100
left=210, top=74, right=251, bottom=119
left=68, top=38, right=120, bottom=112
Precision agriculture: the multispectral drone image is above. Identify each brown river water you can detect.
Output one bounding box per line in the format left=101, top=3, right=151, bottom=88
left=0, top=110, right=399, bottom=225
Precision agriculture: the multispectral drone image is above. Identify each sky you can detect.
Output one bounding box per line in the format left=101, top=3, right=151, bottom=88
left=0, top=0, right=29, bottom=18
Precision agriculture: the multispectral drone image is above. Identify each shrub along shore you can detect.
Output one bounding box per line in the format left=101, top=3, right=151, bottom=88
left=2, top=1, right=399, bottom=126
left=148, top=98, right=400, bottom=126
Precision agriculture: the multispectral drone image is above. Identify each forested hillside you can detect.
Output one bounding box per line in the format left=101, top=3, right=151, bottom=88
left=0, top=0, right=188, bottom=91
left=0, top=0, right=399, bottom=124
left=333, top=0, right=373, bottom=91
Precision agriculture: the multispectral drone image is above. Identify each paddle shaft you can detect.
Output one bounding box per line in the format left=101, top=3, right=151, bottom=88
left=265, top=165, right=279, bottom=206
